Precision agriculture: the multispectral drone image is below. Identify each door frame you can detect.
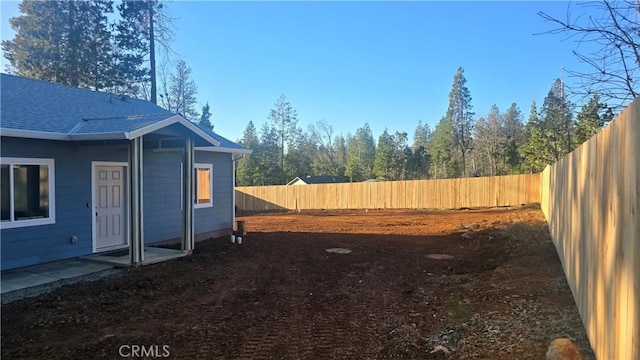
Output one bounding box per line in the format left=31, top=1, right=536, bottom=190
left=91, top=161, right=129, bottom=253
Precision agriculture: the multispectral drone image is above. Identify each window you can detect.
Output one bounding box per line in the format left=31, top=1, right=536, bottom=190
left=1, top=158, right=55, bottom=229
left=194, top=163, right=213, bottom=208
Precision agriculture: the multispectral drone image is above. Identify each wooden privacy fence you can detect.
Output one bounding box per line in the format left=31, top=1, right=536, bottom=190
left=541, top=97, right=639, bottom=360
left=235, top=174, right=540, bottom=211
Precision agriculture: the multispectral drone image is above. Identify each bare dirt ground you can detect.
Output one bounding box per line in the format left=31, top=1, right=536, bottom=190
left=1, top=207, right=594, bottom=359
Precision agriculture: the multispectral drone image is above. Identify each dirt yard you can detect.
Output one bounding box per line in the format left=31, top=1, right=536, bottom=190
left=1, top=207, right=594, bottom=359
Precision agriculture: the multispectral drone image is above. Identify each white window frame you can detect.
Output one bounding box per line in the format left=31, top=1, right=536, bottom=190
left=194, top=163, right=213, bottom=209
left=1, top=157, right=56, bottom=229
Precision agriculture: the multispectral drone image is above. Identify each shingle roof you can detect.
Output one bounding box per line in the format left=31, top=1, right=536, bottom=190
left=1, top=74, right=172, bottom=134
left=200, top=127, right=250, bottom=152
left=0, top=74, right=248, bottom=153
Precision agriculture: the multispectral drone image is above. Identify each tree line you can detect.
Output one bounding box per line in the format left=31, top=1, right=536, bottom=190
left=237, top=67, right=614, bottom=186
left=2, top=0, right=633, bottom=182
left=2, top=0, right=213, bottom=130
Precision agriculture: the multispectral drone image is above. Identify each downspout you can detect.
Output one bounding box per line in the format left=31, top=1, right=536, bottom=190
left=129, top=136, right=144, bottom=265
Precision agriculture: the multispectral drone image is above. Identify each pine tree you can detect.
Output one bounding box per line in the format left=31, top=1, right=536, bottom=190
left=284, top=131, right=315, bottom=182
left=373, top=129, right=395, bottom=180
left=236, top=121, right=260, bottom=186
left=255, top=123, right=282, bottom=185
left=574, top=93, right=614, bottom=145
left=345, top=124, right=376, bottom=182
left=268, top=94, right=299, bottom=175
left=2, top=1, right=114, bottom=90
left=519, top=101, right=548, bottom=173
left=159, top=60, right=199, bottom=121
left=412, top=120, right=431, bottom=150
left=429, top=116, right=456, bottom=178
left=446, top=67, right=475, bottom=177
left=540, top=78, right=574, bottom=158
left=334, top=135, right=348, bottom=178
left=198, top=102, right=213, bottom=131
left=502, top=103, right=525, bottom=173
left=115, top=0, right=173, bottom=102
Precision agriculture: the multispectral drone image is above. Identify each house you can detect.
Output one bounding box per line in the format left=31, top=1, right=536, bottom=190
left=0, top=74, right=250, bottom=270
left=287, top=175, right=346, bottom=185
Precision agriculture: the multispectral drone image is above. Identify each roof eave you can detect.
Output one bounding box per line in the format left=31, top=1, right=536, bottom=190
left=196, top=146, right=252, bottom=155
left=0, top=128, right=70, bottom=141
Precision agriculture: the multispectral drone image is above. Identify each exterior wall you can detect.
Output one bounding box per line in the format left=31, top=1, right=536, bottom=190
left=0, top=137, right=128, bottom=270
left=1, top=137, right=235, bottom=270
left=194, top=151, right=233, bottom=235
left=143, top=150, right=183, bottom=243
left=142, top=150, right=233, bottom=243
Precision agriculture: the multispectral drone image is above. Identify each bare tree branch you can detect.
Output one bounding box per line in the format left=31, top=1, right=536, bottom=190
left=537, top=0, right=639, bottom=109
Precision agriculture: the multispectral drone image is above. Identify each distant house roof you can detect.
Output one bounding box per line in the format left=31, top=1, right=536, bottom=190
left=287, top=175, right=346, bottom=185
left=0, top=74, right=247, bottom=153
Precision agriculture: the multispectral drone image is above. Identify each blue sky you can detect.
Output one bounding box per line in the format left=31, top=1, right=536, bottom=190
left=1, top=1, right=599, bottom=142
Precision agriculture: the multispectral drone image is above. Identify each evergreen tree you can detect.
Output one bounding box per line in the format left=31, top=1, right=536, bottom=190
left=411, top=120, right=431, bottom=179
left=334, top=135, right=348, bottom=178
left=574, top=93, right=614, bottom=145
left=412, top=120, right=431, bottom=150
left=519, top=101, right=548, bottom=173
left=405, top=145, right=430, bottom=180
left=345, top=124, right=376, bottom=182
left=115, top=0, right=173, bottom=103
left=268, top=94, right=299, bottom=175
left=236, top=121, right=260, bottom=186
left=446, top=67, right=475, bottom=176
left=284, top=131, right=315, bottom=182
left=254, top=123, right=282, bottom=185
left=198, top=102, right=213, bottom=131
left=2, top=1, right=114, bottom=90
left=159, top=60, right=199, bottom=121
left=540, top=78, right=574, bottom=157
left=373, top=129, right=395, bottom=180
left=502, top=103, right=525, bottom=173
left=429, top=116, right=456, bottom=178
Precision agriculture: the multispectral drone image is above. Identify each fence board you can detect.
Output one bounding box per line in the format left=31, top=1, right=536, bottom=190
left=540, top=96, right=639, bottom=360
left=236, top=174, right=541, bottom=212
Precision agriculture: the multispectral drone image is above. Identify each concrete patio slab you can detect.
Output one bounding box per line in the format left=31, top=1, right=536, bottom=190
left=81, top=247, right=188, bottom=267
left=1, top=247, right=187, bottom=304
left=1, top=260, right=117, bottom=304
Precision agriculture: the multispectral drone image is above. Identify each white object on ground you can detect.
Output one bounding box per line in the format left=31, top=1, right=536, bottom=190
left=325, top=248, right=351, bottom=254
left=430, top=345, right=450, bottom=354
left=236, top=237, right=242, bottom=244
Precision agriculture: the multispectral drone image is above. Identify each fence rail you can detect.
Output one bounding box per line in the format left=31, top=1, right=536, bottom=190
left=235, top=174, right=540, bottom=211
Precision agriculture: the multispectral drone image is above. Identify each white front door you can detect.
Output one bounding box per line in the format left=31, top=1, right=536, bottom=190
left=94, top=165, right=127, bottom=251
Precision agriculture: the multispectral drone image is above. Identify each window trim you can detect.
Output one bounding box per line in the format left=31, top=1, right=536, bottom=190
left=1, top=157, right=56, bottom=229
left=194, top=163, right=213, bottom=209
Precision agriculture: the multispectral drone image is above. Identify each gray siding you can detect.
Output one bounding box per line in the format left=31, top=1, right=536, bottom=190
left=1, top=137, right=235, bottom=270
